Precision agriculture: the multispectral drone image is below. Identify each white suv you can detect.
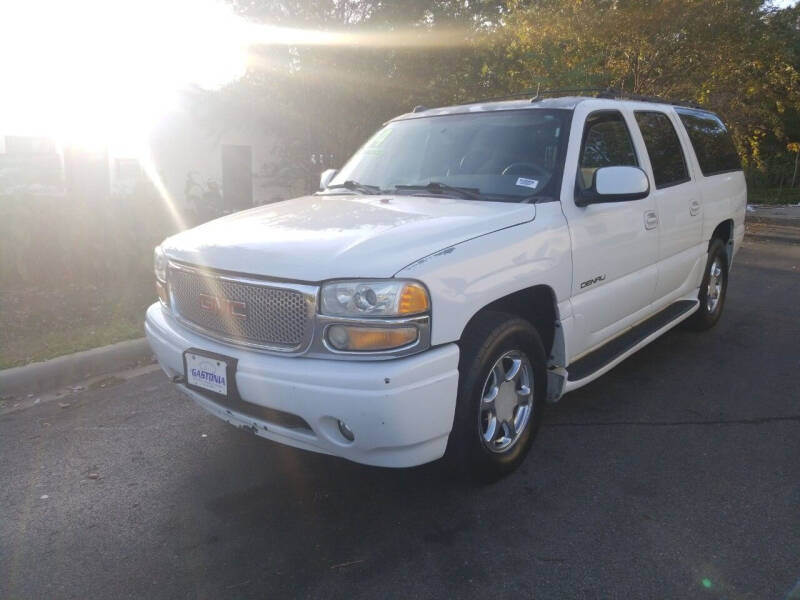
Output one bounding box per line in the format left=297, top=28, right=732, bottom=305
left=145, top=94, right=746, bottom=479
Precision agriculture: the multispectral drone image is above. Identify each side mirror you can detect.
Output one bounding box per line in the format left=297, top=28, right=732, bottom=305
left=576, top=166, right=650, bottom=206
left=319, top=168, right=338, bottom=190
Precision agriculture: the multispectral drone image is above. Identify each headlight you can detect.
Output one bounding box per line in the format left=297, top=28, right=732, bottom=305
left=320, top=280, right=429, bottom=317
left=154, top=245, right=167, bottom=282
left=154, top=246, right=169, bottom=306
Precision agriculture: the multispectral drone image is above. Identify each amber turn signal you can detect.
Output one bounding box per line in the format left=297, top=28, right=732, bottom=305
left=327, top=325, right=418, bottom=352
left=397, top=283, right=429, bottom=315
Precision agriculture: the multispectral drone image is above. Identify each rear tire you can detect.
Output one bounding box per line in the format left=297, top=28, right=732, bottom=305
left=446, top=311, right=546, bottom=482
left=687, top=238, right=729, bottom=331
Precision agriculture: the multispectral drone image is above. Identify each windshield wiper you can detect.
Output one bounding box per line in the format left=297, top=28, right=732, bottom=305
left=326, top=180, right=382, bottom=195
left=393, top=182, right=483, bottom=201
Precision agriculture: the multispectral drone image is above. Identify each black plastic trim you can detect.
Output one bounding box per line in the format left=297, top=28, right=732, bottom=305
left=567, top=300, right=697, bottom=382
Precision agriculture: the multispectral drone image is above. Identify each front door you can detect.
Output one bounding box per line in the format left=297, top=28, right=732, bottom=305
left=561, top=107, right=660, bottom=360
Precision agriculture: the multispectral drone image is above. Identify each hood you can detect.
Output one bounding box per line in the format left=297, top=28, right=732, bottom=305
left=162, top=194, right=535, bottom=281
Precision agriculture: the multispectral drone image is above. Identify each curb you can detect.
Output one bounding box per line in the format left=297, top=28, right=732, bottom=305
left=745, top=232, right=800, bottom=245
left=0, top=338, right=152, bottom=398
left=745, top=215, right=800, bottom=227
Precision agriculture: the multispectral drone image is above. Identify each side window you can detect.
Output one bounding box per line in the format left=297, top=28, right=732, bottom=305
left=579, top=111, right=638, bottom=189
left=634, top=111, right=690, bottom=189
left=676, top=109, right=741, bottom=176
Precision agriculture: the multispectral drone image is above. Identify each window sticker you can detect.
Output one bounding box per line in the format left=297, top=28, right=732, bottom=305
left=515, top=177, right=539, bottom=189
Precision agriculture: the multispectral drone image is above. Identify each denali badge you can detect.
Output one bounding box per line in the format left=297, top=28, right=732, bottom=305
left=580, top=274, right=607, bottom=289
left=198, top=293, right=248, bottom=318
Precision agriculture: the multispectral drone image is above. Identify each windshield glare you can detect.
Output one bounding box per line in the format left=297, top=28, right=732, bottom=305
left=329, top=109, right=569, bottom=201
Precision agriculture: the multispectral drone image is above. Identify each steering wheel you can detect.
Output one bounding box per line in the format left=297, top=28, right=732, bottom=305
left=501, top=162, right=549, bottom=177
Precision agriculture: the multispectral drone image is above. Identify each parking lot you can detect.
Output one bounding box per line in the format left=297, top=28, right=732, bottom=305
left=2, top=231, right=798, bottom=599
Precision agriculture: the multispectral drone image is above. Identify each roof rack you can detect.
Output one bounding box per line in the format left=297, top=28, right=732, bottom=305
left=592, top=88, right=703, bottom=109
left=458, top=85, right=608, bottom=105
left=453, top=85, right=702, bottom=109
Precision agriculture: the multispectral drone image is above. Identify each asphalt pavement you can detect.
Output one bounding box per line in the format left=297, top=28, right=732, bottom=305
left=2, top=230, right=799, bottom=600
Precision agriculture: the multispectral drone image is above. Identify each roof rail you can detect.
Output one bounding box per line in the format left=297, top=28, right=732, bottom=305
left=595, top=88, right=703, bottom=109
left=529, top=87, right=609, bottom=101
left=455, top=86, right=703, bottom=109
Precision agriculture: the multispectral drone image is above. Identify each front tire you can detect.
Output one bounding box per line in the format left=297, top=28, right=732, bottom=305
left=446, top=311, right=546, bottom=482
left=687, top=238, right=729, bottom=331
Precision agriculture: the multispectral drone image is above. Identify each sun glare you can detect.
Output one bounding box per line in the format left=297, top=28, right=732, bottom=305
left=0, top=0, right=249, bottom=149
left=0, top=1, right=471, bottom=149
left=0, top=0, right=471, bottom=228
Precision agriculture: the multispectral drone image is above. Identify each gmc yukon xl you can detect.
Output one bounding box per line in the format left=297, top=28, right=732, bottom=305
left=145, top=94, right=746, bottom=479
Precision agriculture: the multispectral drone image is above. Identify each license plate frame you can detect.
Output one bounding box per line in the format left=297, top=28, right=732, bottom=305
left=183, top=348, right=239, bottom=402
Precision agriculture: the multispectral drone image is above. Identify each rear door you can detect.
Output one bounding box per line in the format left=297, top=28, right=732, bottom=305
left=561, top=106, right=660, bottom=359
left=632, top=109, right=703, bottom=305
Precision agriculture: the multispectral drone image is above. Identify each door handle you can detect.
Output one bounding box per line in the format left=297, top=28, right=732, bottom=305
left=690, top=200, right=701, bottom=216
left=644, top=210, right=659, bottom=230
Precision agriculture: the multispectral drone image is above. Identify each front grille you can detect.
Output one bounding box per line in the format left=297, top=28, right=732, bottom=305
left=168, top=265, right=312, bottom=350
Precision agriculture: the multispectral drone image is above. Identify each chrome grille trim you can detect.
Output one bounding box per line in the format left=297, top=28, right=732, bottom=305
left=167, top=262, right=317, bottom=353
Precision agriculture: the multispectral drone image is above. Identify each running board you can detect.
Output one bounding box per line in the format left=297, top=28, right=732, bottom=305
left=567, top=300, right=698, bottom=382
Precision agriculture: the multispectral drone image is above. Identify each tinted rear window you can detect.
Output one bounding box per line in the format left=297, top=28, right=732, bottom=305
left=676, top=109, right=741, bottom=176
left=634, top=111, right=689, bottom=189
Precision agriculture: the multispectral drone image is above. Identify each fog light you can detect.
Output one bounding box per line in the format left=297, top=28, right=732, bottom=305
left=337, top=419, right=355, bottom=442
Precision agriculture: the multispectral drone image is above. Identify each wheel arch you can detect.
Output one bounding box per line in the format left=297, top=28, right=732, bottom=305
left=710, top=218, right=734, bottom=266
left=458, top=284, right=563, bottom=365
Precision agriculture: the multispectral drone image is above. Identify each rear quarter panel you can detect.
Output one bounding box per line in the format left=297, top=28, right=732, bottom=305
left=699, top=171, right=747, bottom=256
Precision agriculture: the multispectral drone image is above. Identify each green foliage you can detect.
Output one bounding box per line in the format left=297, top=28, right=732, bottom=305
left=747, top=186, right=800, bottom=205
left=231, top=0, right=800, bottom=190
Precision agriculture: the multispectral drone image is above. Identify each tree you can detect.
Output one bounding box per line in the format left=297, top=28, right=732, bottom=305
left=487, top=0, right=800, bottom=184
left=220, top=0, right=800, bottom=191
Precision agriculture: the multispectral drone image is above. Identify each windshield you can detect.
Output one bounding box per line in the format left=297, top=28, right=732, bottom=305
left=328, top=109, right=570, bottom=201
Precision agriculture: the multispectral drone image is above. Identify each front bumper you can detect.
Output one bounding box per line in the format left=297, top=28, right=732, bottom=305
left=144, top=303, right=460, bottom=467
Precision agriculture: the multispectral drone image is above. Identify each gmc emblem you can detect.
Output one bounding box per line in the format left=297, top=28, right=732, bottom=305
left=198, top=293, right=248, bottom=319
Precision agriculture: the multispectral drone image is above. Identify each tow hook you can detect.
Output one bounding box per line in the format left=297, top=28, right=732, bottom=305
left=172, top=374, right=186, bottom=384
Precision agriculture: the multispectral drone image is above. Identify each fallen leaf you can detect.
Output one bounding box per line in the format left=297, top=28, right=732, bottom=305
left=330, top=560, right=364, bottom=570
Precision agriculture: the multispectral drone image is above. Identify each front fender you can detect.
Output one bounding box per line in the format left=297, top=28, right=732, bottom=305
left=395, top=202, right=572, bottom=346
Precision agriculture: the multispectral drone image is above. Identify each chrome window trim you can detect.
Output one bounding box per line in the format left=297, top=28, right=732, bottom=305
left=164, top=261, right=432, bottom=360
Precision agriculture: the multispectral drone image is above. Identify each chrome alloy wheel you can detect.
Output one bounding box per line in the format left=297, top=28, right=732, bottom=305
left=706, top=257, right=724, bottom=313
left=478, top=350, right=534, bottom=453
